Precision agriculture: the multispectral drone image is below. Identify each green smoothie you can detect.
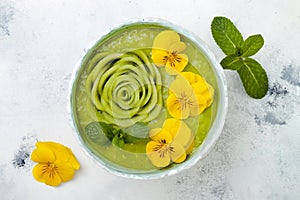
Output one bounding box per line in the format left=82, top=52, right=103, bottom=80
left=71, top=22, right=219, bottom=173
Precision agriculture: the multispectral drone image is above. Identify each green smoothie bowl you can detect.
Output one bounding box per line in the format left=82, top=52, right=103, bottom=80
left=69, top=19, right=227, bottom=179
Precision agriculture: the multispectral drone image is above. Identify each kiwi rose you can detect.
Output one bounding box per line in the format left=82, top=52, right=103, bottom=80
left=85, top=50, right=163, bottom=128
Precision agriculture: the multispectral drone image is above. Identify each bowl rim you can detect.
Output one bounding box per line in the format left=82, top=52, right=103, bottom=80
left=68, top=18, right=228, bottom=180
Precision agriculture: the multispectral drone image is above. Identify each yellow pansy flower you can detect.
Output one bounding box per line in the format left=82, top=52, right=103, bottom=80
left=152, top=30, right=188, bottom=75
left=146, top=119, right=193, bottom=168
left=31, top=141, right=80, bottom=187
left=167, top=72, right=214, bottom=119
left=181, top=72, right=214, bottom=107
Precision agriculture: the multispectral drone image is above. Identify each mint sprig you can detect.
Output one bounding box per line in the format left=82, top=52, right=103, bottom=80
left=211, top=16, right=268, bottom=99
left=85, top=121, right=149, bottom=148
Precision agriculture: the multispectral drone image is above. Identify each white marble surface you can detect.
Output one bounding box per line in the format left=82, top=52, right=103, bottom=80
left=1, top=0, right=300, bottom=199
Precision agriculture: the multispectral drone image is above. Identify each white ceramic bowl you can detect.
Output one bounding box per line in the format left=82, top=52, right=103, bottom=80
left=69, top=19, right=228, bottom=179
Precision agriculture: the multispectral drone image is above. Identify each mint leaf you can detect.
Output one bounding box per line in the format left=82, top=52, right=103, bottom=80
left=237, top=58, right=268, bottom=99
left=123, top=122, right=149, bottom=139
left=220, top=55, right=244, bottom=70
left=85, top=121, right=150, bottom=147
left=85, top=122, right=110, bottom=145
left=124, top=134, right=149, bottom=143
left=242, top=34, right=264, bottom=57
left=99, top=122, right=116, bottom=140
left=211, top=16, right=244, bottom=55
left=112, top=135, right=125, bottom=148
left=123, top=122, right=150, bottom=143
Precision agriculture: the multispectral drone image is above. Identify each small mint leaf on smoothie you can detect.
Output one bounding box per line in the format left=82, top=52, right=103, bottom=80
left=123, top=122, right=149, bottom=139
left=85, top=122, right=149, bottom=147
left=242, top=34, right=264, bottom=57
left=237, top=58, right=268, bottom=99
left=85, top=122, right=110, bottom=145
left=112, top=134, right=125, bottom=148
left=211, top=16, right=244, bottom=55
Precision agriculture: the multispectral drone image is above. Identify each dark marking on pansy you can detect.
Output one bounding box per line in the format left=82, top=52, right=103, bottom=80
left=280, top=65, right=300, bottom=87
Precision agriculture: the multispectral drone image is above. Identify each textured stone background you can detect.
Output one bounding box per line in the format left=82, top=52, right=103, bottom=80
left=0, top=0, right=299, bottom=199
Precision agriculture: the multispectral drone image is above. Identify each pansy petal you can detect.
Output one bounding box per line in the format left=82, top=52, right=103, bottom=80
left=205, top=84, right=214, bottom=107
left=196, top=94, right=207, bottom=114
left=146, top=141, right=161, bottom=153
left=173, top=152, right=186, bottom=163
left=180, top=72, right=203, bottom=84
left=53, top=145, right=80, bottom=169
left=166, top=93, right=190, bottom=119
left=147, top=151, right=171, bottom=168
left=41, top=142, right=76, bottom=165
left=166, top=93, right=180, bottom=116
left=169, top=141, right=186, bottom=163
left=191, top=80, right=209, bottom=94
left=175, top=120, right=192, bottom=147
left=180, top=104, right=190, bottom=119
left=43, top=171, right=62, bottom=187
left=189, top=103, right=200, bottom=116
left=54, top=160, right=76, bottom=182
left=149, top=128, right=173, bottom=143
left=153, top=30, right=181, bottom=50
left=36, top=141, right=60, bottom=149
left=32, top=163, right=62, bottom=186
left=185, top=138, right=195, bottom=155
left=31, top=145, right=55, bottom=163
left=202, top=90, right=212, bottom=105
left=165, top=53, right=188, bottom=75
left=37, top=142, right=66, bottom=158
left=151, top=49, right=168, bottom=67
left=165, top=65, right=180, bottom=75
left=180, top=72, right=195, bottom=83
left=149, top=128, right=162, bottom=140
left=66, top=148, right=80, bottom=170
left=146, top=145, right=171, bottom=168
left=162, top=118, right=180, bottom=135
left=163, top=119, right=191, bottom=147
left=35, top=141, right=80, bottom=170
left=32, top=163, right=47, bottom=183
left=169, top=77, right=193, bottom=97
left=169, top=41, right=186, bottom=52
left=188, top=93, right=206, bottom=116
left=53, top=146, right=70, bottom=162
left=53, top=144, right=80, bottom=169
